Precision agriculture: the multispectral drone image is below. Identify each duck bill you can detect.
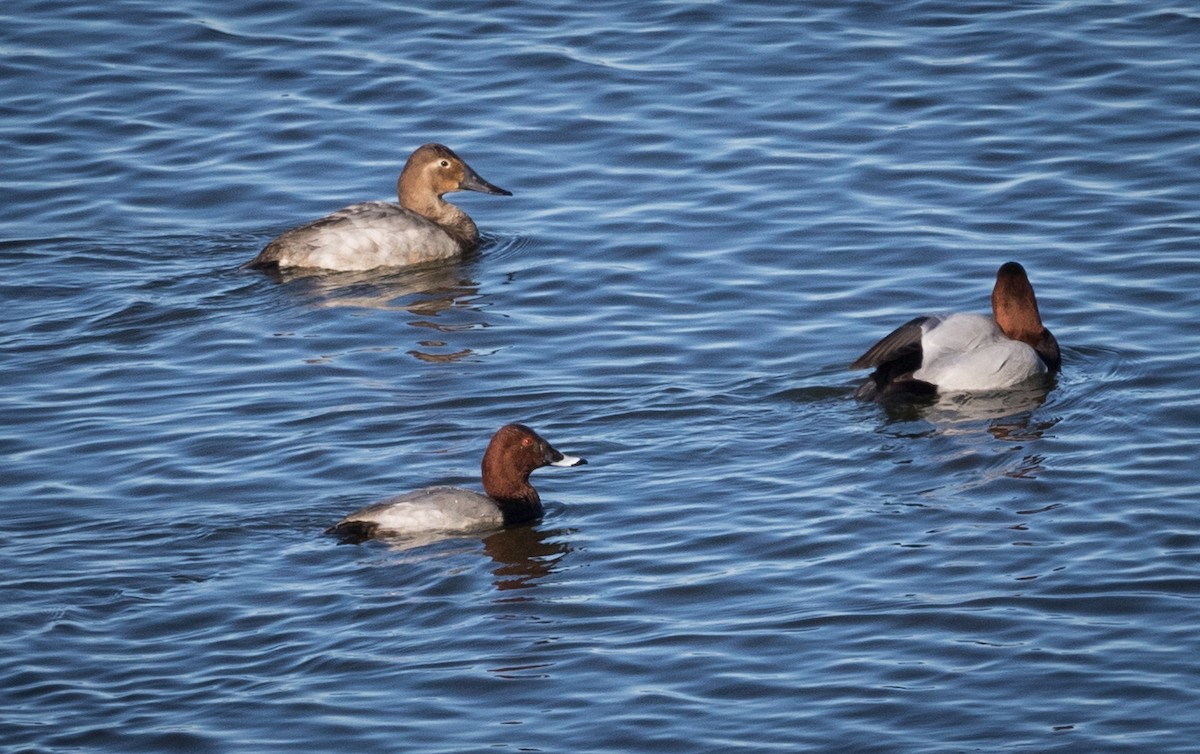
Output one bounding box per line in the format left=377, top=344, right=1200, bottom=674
left=460, top=166, right=512, bottom=196
left=548, top=450, right=587, bottom=467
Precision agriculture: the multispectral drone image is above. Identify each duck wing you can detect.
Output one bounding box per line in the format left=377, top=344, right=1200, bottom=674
left=253, top=202, right=459, bottom=270
left=850, top=316, right=932, bottom=370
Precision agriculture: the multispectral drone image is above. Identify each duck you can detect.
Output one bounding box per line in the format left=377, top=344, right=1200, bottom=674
left=248, top=143, right=511, bottom=272
left=851, top=261, right=1061, bottom=401
left=326, top=424, right=586, bottom=541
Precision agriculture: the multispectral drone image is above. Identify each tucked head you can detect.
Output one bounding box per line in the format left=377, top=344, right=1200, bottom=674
left=991, top=262, right=1043, bottom=341
left=399, top=143, right=512, bottom=202
left=991, top=261, right=1061, bottom=373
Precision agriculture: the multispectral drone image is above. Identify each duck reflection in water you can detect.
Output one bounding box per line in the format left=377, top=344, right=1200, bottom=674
left=870, top=385, right=1061, bottom=436
left=335, top=524, right=573, bottom=592
left=484, top=525, right=573, bottom=592
left=254, top=258, right=490, bottom=364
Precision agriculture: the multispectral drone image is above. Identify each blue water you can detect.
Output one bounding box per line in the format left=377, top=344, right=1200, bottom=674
left=5, top=1, right=1200, bottom=751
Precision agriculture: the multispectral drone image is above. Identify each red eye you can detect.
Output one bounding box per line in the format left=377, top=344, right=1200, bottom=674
left=521, top=437, right=533, bottom=447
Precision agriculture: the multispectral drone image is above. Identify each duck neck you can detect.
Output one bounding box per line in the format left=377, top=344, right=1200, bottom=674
left=481, top=463, right=542, bottom=525
left=436, top=203, right=480, bottom=249
left=398, top=180, right=480, bottom=248
left=1033, top=329, right=1062, bottom=374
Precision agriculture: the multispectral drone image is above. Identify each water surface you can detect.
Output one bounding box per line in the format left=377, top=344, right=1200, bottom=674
left=4, top=1, right=1200, bottom=752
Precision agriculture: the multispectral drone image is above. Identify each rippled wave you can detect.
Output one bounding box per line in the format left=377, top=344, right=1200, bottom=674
left=4, top=1, right=1200, bottom=752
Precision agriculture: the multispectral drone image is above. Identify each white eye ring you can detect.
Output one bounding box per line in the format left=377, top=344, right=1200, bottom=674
left=439, top=160, right=450, bottom=167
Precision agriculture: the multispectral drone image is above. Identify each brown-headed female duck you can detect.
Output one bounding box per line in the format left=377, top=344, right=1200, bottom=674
left=851, top=261, right=1061, bottom=401
left=326, top=424, right=586, bottom=541
left=249, top=143, right=511, bottom=272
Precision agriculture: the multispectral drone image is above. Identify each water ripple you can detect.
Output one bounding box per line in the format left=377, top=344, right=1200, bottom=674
left=5, top=0, right=1200, bottom=752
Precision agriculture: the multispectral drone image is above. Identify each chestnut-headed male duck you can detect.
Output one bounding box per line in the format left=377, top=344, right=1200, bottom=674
left=248, top=143, right=511, bottom=272
left=851, top=262, right=1061, bottom=401
left=326, top=424, right=586, bottom=541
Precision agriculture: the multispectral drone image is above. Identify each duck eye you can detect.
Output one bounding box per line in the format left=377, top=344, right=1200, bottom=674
left=439, top=160, right=450, bottom=168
